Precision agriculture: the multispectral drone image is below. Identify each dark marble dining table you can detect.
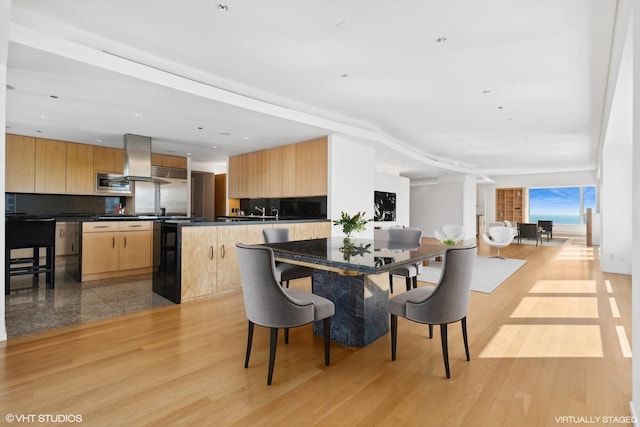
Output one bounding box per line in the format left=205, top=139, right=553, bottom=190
left=260, top=237, right=447, bottom=347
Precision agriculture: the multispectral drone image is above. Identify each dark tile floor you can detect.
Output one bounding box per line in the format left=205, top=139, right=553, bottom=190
left=4, top=259, right=174, bottom=339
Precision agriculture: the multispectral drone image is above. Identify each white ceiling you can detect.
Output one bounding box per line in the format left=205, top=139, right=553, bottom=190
left=5, top=0, right=619, bottom=182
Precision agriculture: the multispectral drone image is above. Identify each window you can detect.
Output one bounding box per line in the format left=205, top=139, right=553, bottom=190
left=529, top=186, right=596, bottom=225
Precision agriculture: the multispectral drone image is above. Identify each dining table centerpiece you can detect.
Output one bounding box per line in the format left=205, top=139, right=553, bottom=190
left=333, top=211, right=371, bottom=246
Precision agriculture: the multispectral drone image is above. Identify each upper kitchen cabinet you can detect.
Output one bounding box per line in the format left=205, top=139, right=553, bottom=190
left=93, top=146, right=124, bottom=174
left=6, top=134, right=36, bottom=193
left=35, top=138, right=67, bottom=194
left=152, top=153, right=187, bottom=168
left=295, top=137, right=327, bottom=196
left=228, top=136, right=328, bottom=198
left=66, top=142, right=94, bottom=194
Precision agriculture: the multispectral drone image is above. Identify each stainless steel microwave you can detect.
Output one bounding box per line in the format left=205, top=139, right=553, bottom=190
left=96, top=173, right=132, bottom=194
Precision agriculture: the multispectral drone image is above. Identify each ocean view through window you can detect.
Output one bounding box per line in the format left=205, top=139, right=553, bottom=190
left=529, top=186, right=596, bottom=225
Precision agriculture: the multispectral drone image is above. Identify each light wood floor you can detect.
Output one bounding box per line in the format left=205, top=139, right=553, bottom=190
left=0, top=237, right=632, bottom=426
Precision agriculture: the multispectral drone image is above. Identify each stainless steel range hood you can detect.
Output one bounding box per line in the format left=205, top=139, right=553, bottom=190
left=115, top=134, right=168, bottom=184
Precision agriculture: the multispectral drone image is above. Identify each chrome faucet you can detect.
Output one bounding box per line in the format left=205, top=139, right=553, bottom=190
left=271, top=208, right=279, bottom=220
left=255, top=206, right=265, bottom=216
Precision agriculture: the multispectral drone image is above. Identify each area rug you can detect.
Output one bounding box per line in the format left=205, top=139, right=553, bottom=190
left=515, top=237, right=568, bottom=247
left=417, top=256, right=527, bottom=294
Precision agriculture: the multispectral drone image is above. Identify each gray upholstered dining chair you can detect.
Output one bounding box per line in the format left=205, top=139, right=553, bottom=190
left=263, top=228, right=314, bottom=288
left=387, top=228, right=423, bottom=293
left=389, top=245, right=477, bottom=378
left=236, top=243, right=335, bottom=385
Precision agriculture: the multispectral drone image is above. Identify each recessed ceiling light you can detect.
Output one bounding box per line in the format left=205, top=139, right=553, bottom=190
left=243, top=136, right=249, bottom=140
left=197, top=126, right=203, bottom=130
left=167, top=150, right=176, bottom=153
left=212, top=145, right=218, bottom=149
left=218, top=131, right=231, bottom=136
left=96, top=139, right=103, bottom=143
left=50, top=95, right=59, bottom=99
left=36, top=130, right=42, bottom=133
left=216, top=3, right=229, bottom=11
left=435, top=36, right=447, bottom=43
left=187, top=152, right=192, bottom=156
left=497, top=106, right=504, bottom=110
left=40, top=115, right=48, bottom=120
left=482, top=89, right=491, bottom=94
left=341, top=73, right=351, bottom=78
left=134, top=112, right=143, bottom=117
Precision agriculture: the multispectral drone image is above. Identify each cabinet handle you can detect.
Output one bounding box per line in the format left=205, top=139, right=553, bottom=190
left=59, top=229, right=64, bottom=238
left=112, top=237, right=115, bottom=248
left=95, top=225, right=109, bottom=229
left=124, top=236, right=127, bottom=248
left=221, top=244, right=225, bottom=258
left=209, top=246, right=214, bottom=260
left=129, top=224, right=143, bottom=228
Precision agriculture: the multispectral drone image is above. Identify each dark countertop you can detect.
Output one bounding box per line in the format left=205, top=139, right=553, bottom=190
left=161, top=217, right=330, bottom=227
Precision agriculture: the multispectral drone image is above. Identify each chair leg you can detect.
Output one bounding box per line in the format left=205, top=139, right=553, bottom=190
left=405, top=277, right=411, bottom=292
left=428, top=324, right=433, bottom=339
left=412, top=276, right=418, bottom=289
left=440, top=324, right=450, bottom=379
left=267, top=327, right=278, bottom=385
left=244, top=321, right=254, bottom=368
left=285, top=280, right=290, bottom=288
left=461, top=317, right=470, bottom=361
left=389, top=272, right=394, bottom=294
left=323, top=318, right=331, bottom=366
left=390, top=314, right=398, bottom=361
left=284, top=328, right=289, bottom=344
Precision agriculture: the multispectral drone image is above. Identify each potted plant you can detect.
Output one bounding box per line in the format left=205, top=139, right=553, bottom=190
left=442, top=237, right=457, bottom=247
left=333, top=211, right=370, bottom=243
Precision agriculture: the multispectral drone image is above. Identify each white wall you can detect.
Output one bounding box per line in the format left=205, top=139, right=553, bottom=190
left=328, top=135, right=375, bottom=238
left=0, top=0, right=10, bottom=341
left=600, top=145, right=633, bottom=274
left=410, top=177, right=466, bottom=239
left=373, top=172, right=410, bottom=228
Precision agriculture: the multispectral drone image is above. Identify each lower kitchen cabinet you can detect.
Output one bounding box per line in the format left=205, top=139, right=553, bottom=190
left=80, top=221, right=152, bottom=281
left=180, top=226, right=218, bottom=302
left=55, top=222, right=78, bottom=256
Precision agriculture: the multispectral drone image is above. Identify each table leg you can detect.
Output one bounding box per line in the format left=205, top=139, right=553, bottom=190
left=311, top=270, right=389, bottom=347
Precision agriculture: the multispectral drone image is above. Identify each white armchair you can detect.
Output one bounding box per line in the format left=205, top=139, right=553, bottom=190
left=482, top=226, right=514, bottom=259
left=434, top=224, right=464, bottom=244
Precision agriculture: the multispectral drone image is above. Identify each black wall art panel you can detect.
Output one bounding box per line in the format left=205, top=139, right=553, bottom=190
left=374, top=191, right=396, bottom=221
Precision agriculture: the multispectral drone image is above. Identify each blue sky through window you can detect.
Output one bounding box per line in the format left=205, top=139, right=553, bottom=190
left=529, top=186, right=596, bottom=224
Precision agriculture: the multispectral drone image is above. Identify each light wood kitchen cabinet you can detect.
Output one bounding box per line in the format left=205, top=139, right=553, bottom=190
left=66, top=142, right=94, bottom=194
left=152, top=153, right=187, bottom=168
left=227, top=137, right=327, bottom=198
left=281, top=144, right=296, bottom=197
left=118, top=222, right=152, bottom=270
left=308, top=138, right=328, bottom=195
left=216, top=225, right=248, bottom=293
left=35, top=138, right=67, bottom=194
left=180, top=226, right=218, bottom=302
left=6, top=134, right=36, bottom=193
left=267, top=146, right=283, bottom=197
left=293, top=221, right=331, bottom=240
left=81, top=221, right=152, bottom=281
left=55, top=222, right=78, bottom=256
left=81, top=223, right=119, bottom=276
left=94, top=146, right=124, bottom=174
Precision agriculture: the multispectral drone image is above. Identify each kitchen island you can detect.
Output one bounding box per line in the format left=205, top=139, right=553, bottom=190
left=153, top=218, right=331, bottom=304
